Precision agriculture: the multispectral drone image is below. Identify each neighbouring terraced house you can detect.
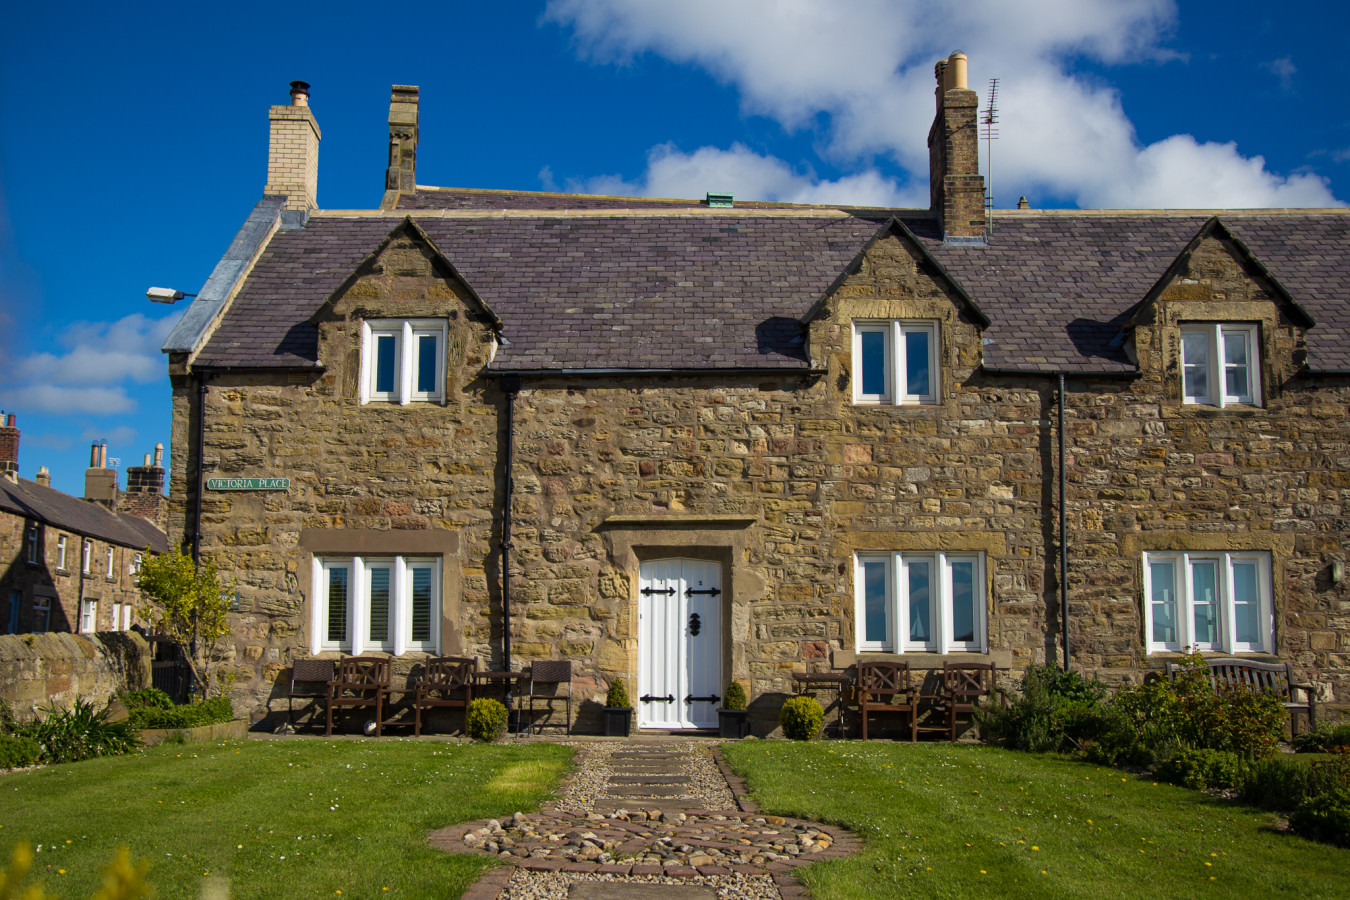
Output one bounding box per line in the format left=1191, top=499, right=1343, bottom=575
left=160, top=54, right=1349, bottom=733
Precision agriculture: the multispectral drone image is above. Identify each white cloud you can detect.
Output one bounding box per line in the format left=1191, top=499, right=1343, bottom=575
left=568, top=143, right=926, bottom=207
left=2, top=313, right=174, bottom=416
left=544, top=0, right=1343, bottom=209
left=1263, top=57, right=1296, bottom=92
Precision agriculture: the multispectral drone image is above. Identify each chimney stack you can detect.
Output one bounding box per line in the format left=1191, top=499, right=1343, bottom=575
left=35, top=466, right=50, bottom=488
left=386, top=85, right=420, bottom=193
left=123, top=443, right=167, bottom=529
left=264, top=80, right=322, bottom=212
left=0, top=413, right=18, bottom=476
left=85, top=441, right=117, bottom=506
left=928, top=51, right=986, bottom=241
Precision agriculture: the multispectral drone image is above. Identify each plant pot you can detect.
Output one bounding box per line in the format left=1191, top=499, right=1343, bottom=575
left=603, top=707, right=633, bottom=737
left=718, top=708, right=750, bottom=739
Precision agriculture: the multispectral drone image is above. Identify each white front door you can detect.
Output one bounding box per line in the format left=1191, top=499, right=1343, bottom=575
left=638, top=558, right=723, bottom=729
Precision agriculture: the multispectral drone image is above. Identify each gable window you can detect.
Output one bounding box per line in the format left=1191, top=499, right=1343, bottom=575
left=853, top=321, right=938, bottom=405
left=359, top=318, right=447, bottom=405
left=57, top=535, right=68, bottom=570
left=855, top=551, right=986, bottom=653
left=1144, top=551, right=1272, bottom=654
left=312, top=555, right=439, bottom=655
left=1181, top=323, right=1260, bottom=407
left=25, top=523, right=39, bottom=564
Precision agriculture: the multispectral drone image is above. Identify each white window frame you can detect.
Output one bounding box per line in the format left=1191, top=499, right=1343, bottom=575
left=852, top=320, right=939, bottom=405
left=57, top=535, right=68, bottom=570
left=80, top=599, right=97, bottom=634
left=106, top=547, right=115, bottom=578
left=310, top=555, right=440, bottom=656
left=359, top=318, right=447, bottom=405
left=131, top=553, right=143, bottom=575
left=25, top=523, right=39, bottom=564
left=1180, top=323, right=1260, bottom=408
left=1143, top=551, right=1273, bottom=654
left=82, top=539, right=93, bottom=574
left=854, top=551, right=986, bottom=653
left=111, top=602, right=122, bottom=632
left=121, top=603, right=133, bottom=631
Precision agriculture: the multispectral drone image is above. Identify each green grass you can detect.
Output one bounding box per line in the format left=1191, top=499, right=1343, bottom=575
left=0, top=738, right=571, bottom=899
left=723, top=741, right=1349, bottom=900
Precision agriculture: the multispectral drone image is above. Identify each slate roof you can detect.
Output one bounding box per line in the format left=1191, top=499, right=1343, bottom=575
left=190, top=191, right=1350, bottom=375
left=0, top=477, right=167, bottom=552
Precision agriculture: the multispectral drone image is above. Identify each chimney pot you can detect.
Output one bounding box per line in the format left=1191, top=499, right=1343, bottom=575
left=154, top=443, right=164, bottom=467
left=36, top=466, right=50, bottom=487
left=289, top=80, right=311, bottom=107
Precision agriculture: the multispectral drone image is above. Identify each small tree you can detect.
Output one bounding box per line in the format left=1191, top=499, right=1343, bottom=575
left=134, top=545, right=233, bottom=700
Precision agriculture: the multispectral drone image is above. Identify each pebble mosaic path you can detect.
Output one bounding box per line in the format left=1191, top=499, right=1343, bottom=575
left=430, top=739, right=861, bottom=900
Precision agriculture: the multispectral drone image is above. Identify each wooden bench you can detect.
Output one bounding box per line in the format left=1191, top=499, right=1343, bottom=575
left=1165, top=657, right=1316, bottom=734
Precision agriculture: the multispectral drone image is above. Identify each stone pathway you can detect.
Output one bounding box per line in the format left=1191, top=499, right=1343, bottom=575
left=430, top=739, right=861, bottom=900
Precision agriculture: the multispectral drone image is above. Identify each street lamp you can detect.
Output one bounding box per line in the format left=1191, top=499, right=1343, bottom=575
left=146, top=287, right=197, bottom=304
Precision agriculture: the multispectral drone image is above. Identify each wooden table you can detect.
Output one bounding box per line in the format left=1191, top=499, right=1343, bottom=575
left=793, top=671, right=853, bottom=737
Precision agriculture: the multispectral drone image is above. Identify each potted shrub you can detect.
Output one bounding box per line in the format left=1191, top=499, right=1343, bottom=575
left=603, top=677, right=634, bottom=737
left=719, top=680, right=750, bottom=738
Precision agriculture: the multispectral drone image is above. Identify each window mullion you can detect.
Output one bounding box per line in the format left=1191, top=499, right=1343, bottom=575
left=1210, top=324, right=1226, bottom=409
left=399, top=321, right=413, bottom=405
left=351, top=556, right=367, bottom=656
left=891, top=321, right=904, bottom=404
left=892, top=555, right=904, bottom=653
left=1221, top=556, right=1237, bottom=653
left=935, top=552, right=950, bottom=655
left=393, top=556, right=408, bottom=655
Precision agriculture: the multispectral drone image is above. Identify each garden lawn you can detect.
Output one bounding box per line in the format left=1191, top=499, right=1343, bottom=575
left=0, top=738, right=571, bottom=899
left=722, top=741, right=1348, bottom=900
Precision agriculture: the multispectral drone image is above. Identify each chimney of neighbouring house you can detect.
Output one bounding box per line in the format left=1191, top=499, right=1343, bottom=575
left=386, top=85, right=420, bottom=193
left=84, top=441, right=117, bottom=506
left=122, top=442, right=167, bottom=529
left=928, top=51, right=986, bottom=241
left=0, top=413, right=18, bottom=476
left=264, top=80, right=322, bottom=212
left=35, top=466, right=50, bottom=488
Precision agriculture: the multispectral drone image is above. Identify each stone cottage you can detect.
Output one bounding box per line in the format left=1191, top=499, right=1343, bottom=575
left=161, top=55, right=1350, bottom=731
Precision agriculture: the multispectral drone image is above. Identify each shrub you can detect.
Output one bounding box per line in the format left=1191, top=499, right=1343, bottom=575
left=1292, top=719, right=1350, bottom=754
left=126, top=695, right=233, bottom=730
left=1289, top=786, right=1350, bottom=848
left=0, top=733, right=40, bottom=769
left=780, top=695, right=824, bottom=740
left=978, top=664, right=1113, bottom=753
left=723, top=681, right=747, bottom=711
left=605, top=678, right=632, bottom=710
left=1153, top=748, right=1245, bottom=790
left=121, top=688, right=174, bottom=710
left=466, top=698, right=508, bottom=742
left=18, top=698, right=140, bottom=764
left=1239, top=756, right=1311, bottom=810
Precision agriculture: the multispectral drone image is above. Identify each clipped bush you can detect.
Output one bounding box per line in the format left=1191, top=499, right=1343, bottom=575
left=605, top=677, right=632, bottom=710
left=1292, top=719, right=1350, bottom=754
left=1289, top=786, right=1350, bottom=848
left=0, top=733, right=41, bottom=769
left=121, top=688, right=174, bottom=710
left=466, top=698, right=508, bottom=741
left=1239, top=756, right=1311, bottom=810
left=723, top=681, right=748, bottom=711
left=124, top=693, right=233, bottom=730
left=780, top=695, right=824, bottom=741
left=1153, top=748, right=1245, bottom=790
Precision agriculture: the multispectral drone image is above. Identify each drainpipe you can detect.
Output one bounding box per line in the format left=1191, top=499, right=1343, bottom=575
left=500, top=375, right=521, bottom=686
left=188, top=371, right=210, bottom=686
left=1058, top=372, right=1070, bottom=671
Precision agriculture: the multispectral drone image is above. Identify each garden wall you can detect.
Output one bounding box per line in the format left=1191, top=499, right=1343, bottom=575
left=0, top=631, right=151, bottom=721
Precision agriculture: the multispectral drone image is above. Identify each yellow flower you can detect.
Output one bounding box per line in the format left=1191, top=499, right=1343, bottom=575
left=1032, top=846, right=1040, bottom=851
left=58, top=869, right=67, bottom=875
left=979, top=870, right=987, bottom=875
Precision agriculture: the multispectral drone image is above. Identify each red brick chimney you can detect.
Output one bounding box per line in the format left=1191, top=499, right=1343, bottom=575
left=0, top=413, right=17, bottom=476
left=928, top=51, right=987, bottom=241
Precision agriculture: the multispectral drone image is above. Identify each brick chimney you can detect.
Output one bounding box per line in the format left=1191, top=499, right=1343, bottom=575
left=386, top=85, right=419, bottom=192
left=0, top=413, right=17, bottom=476
left=122, top=444, right=167, bottom=529
left=264, top=80, right=322, bottom=212
left=928, top=51, right=986, bottom=241
left=84, top=442, right=118, bottom=507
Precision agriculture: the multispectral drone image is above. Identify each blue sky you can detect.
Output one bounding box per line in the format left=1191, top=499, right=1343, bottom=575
left=2, top=0, right=1346, bottom=497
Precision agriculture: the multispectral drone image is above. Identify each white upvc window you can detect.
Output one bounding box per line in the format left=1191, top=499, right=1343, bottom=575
left=131, top=553, right=143, bottom=575
left=1181, top=323, right=1260, bottom=407
left=111, top=602, right=122, bottom=632
left=359, top=318, right=447, bottom=405
left=106, top=548, right=115, bottom=578
left=25, top=523, right=39, bottom=564
left=852, top=320, right=938, bottom=405
left=57, top=535, right=68, bottom=570
left=82, top=539, right=93, bottom=574
left=1144, top=551, right=1273, bottom=654
left=855, top=551, right=986, bottom=653
left=80, top=599, right=98, bottom=634
left=121, top=603, right=133, bottom=631
left=311, top=555, right=440, bottom=655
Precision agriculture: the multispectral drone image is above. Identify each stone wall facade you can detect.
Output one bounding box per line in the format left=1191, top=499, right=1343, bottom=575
left=0, top=631, right=150, bottom=721
left=172, top=223, right=1349, bottom=728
